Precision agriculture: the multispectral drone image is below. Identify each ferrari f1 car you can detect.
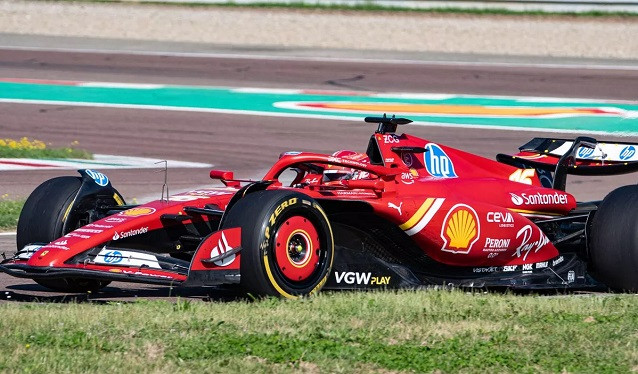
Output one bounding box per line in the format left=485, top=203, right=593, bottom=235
left=3, top=116, right=638, bottom=298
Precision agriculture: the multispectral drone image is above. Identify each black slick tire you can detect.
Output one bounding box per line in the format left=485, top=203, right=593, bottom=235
left=589, top=185, right=638, bottom=292
left=17, top=176, right=110, bottom=293
left=221, top=190, right=334, bottom=298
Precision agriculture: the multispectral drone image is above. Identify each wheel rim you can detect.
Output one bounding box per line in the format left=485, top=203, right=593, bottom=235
left=274, top=215, right=321, bottom=282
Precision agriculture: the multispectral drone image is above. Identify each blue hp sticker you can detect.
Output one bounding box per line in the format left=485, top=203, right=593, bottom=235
left=86, top=169, right=109, bottom=186
left=103, top=250, right=123, bottom=264
left=424, top=144, right=457, bottom=178
left=619, top=146, right=636, bottom=161
left=576, top=147, right=595, bottom=159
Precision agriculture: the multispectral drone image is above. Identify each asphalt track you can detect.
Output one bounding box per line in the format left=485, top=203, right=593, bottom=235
left=1, top=45, right=637, bottom=302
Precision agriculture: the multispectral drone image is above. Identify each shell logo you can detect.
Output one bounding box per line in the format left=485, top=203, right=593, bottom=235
left=119, top=207, right=156, bottom=217
left=441, top=204, right=480, bottom=254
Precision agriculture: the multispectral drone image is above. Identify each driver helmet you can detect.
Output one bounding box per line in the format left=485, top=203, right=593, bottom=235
left=323, top=150, right=371, bottom=182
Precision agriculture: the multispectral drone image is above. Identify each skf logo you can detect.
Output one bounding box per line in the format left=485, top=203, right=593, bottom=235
left=424, top=143, right=457, bottom=178
left=120, top=207, right=156, bottom=217
left=210, top=232, right=236, bottom=267
left=334, top=272, right=391, bottom=286
left=441, top=204, right=480, bottom=254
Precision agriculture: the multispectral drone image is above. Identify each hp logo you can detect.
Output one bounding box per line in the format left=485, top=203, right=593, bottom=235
left=576, top=147, right=595, bottom=159
left=103, top=251, right=123, bottom=264
left=619, top=146, right=636, bottom=161
left=425, top=144, right=457, bottom=178
left=86, top=169, right=109, bottom=187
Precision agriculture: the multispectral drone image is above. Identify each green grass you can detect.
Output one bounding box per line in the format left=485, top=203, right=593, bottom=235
left=0, top=199, right=24, bottom=230
left=1, top=290, right=637, bottom=372
left=53, top=0, right=638, bottom=17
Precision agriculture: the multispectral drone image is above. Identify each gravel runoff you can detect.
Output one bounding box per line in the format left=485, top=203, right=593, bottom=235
left=0, top=1, right=637, bottom=59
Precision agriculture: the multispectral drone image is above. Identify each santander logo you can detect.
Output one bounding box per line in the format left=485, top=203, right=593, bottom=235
left=510, top=193, right=524, bottom=206
left=112, top=227, right=149, bottom=241
left=210, top=232, right=236, bottom=267
left=510, top=192, right=568, bottom=206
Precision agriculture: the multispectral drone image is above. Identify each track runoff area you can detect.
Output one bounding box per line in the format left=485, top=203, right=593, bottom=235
left=0, top=77, right=636, bottom=136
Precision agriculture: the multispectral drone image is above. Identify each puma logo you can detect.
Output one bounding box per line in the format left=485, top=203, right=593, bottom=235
left=388, top=202, right=403, bottom=216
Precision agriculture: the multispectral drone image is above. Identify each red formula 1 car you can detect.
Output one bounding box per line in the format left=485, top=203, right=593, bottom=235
left=3, top=116, right=638, bottom=297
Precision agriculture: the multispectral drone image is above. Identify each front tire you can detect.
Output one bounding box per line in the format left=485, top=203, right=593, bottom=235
left=589, top=185, right=638, bottom=292
left=17, top=176, right=111, bottom=292
left=221, top=190, right=334, bottom=298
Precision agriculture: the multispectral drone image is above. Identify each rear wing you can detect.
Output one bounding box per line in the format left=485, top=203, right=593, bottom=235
left=497, top=137, right=638, bottom=190
left=521, top=138, right=637, bottom=162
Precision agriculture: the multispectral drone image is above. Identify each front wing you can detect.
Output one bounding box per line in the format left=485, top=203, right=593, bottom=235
left=1, top=227, right=602, bottom=292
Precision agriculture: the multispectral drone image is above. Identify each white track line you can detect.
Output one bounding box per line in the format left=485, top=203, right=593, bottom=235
left=0, top=232, right=16, bottom=236
left=1, top=45, right=637, bottom=71
left=0, top=154, right=212, bottom=171
left=2, top=98, right=637, bottom=136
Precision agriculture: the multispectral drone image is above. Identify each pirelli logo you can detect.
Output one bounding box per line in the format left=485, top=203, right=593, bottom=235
left=268, top=198, right=298, bottom=226
left=399, top=198, right=445, bottom=236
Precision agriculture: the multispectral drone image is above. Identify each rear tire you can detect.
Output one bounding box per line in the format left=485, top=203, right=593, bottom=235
left=221, top=190, right=334, bottom=298
left=589, top=185, right=638, bottom=292
left=17, top=176, right=110, bottom=292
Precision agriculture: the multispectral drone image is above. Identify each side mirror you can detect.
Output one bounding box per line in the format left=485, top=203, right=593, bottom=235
left=210, top=170, right=240, bottom=187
